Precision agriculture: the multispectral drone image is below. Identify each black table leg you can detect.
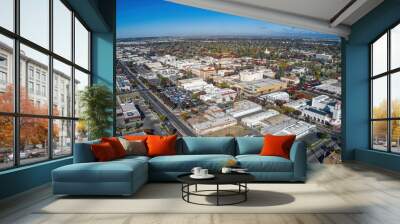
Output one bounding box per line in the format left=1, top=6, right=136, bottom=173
left=216, top=184, right=219, bottom=206
left=195, top=184, right=198, bottom=192
left=245, top=183, right=247, bottom=201
left=187, top=184, right=190, bottom=202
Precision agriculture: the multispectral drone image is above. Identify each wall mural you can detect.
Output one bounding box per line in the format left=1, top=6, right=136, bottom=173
left=115, top=0, right=342, bottom=164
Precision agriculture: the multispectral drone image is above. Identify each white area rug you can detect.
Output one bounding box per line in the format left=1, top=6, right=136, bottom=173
left=38, top=183, right=362, bottom=214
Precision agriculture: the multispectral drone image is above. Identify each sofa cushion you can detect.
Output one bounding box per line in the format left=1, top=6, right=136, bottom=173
left=124, top=135, right=148, bottom=141
left=91, top=142, right=118, bottom=162
left=236, top=155, right=293, bottom=172
left=101, top=137, right=127, bottom=158
left=147, top=135, right=177, bottom=157
left=178, top=137, right=235, bottom=155
left=149, top=154, right=235, bottom=172
left=235, top=137, right=263, bottom=155
left=118, top=138, right=147, bottom=156
left=53, top=158, right=147, bottom=183
left=260, top=134, right=296, bottom=159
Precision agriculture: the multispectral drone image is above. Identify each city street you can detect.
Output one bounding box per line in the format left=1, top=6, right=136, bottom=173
left=119, top=62, right=196, bottom=136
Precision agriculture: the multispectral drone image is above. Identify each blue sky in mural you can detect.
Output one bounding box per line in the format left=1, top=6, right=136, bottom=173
left=117, top=0, right=335, bottom=38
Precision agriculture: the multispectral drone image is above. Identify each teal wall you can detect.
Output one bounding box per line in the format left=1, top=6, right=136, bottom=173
left=92, top=32, right=115, bottom=135
left=0, top=158, right=72, bottom=199
left=0, top=0, right=116, bottom=200
left=343, top=0, right=400, bottom=171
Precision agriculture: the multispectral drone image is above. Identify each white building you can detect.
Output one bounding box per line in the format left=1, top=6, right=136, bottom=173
left=315, top=53, right=333, bottom=62
left=281, top=75, right=300, bottom=85
left=177, top=78, right=210, bottom=92
left=1, top=41, right=74, bottom=147
left=199, top=88, right=237, bottom=103
left=217, top=69, right=234, bottom=76
left=315, top=79, right=341, bottom=95
left=226, top=100, right=262, bottom=118
left=261, top=115, right=315, bottom=138
left=259, top=91, right=290, bottom=103
left=273, top=121, right=316, bottom=138
left=120, top=102, right=141, bottom=122
left=302, top=107, right=331, bottom=124
left=241, top=110, right=279, bottom=128
left=312, top=95, right=335, bottom=110
left=158, top=55, right=176, bottom=67
left=145, top=62, right=163, bottom=70
left=291, top=67, right=308, bottom=75
left=192, top=116, right=237, bottom=135
left=191, top=115, right=237, bottom=135
left=239, top=70, right=264, bottom=82
left=284, top=98, right=309, bottom=110
left=116, top=75, right=131, bottom=92
left=263, top=68, right=276, bottom=78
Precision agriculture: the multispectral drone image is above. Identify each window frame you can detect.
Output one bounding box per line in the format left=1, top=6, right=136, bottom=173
left=370, top=21, right=400, bottom=154
left=0, top=0, right=92, bottom=171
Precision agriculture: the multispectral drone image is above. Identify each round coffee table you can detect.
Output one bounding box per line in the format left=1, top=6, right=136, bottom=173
left=177, top=173, right=255, bottom=206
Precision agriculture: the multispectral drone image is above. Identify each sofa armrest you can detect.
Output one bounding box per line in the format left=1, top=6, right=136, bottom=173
left=289, top=141, right=307, bottom=182
left=73, top=141, right=99, bottom=163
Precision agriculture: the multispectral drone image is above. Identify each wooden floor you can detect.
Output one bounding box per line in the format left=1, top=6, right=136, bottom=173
left=1, top=162, right=400, bottom=224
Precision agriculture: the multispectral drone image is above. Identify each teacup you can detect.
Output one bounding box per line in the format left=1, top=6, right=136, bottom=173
left=191, top=167, right=202, bottom=176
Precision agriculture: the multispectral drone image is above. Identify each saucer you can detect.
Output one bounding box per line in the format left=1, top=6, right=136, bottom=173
left=190, top=174, right=215, bottom=179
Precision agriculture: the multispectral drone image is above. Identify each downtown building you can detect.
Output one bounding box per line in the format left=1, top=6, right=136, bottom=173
left=0, top=42, right=77, bottom=148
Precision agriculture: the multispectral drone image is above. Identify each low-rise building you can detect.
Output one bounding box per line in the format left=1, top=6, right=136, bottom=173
left=281, top=75, right=300, bottom=85
left=302, top=107, right=331, bottom=124
left=315, top=53, right=333, bottom=62
left=199, top=88, right=237, bottom=103
left=120, top=102, right=141, bottom=122
left=284, top=98, right=309, bottom=110
left=238, top=78, right=287, bottom=97
left=226, top=100, right=263, bottom=118
left=177, top=78, right=211, bottom=92
left=273, top=121, right=316, bottom=138
left=261, top=114, right=315, bottom=138
left=259, top=91, right=290, bottom=103
left=191, top=66, right=216, bottom=79
left=217, top=69, right=235, bottom=76
left=239, top=70, right=264, bottom=82
left=241, top=110, right=280, bottom=128
left=191, top=115, right=237, bottom=135
left=315, top=79, right=341, bottom=95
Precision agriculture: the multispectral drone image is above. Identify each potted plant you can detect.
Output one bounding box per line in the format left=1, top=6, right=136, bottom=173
left=79, top=84, right=113, bottom=140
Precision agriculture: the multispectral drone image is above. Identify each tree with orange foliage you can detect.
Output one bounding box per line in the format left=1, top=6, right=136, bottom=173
left=372, top=99, right=400, bottom=144
left=0, top=85, right=59, bottom=151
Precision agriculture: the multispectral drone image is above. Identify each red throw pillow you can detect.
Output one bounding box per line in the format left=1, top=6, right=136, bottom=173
left=260, top=134, right=296, bottom=159
left=91, top=142, right=117, bottom=162
left=101, top=137, right=126, bottom=158
left=146, top=135, right=177, bottom=157
left=124, top=135, right=148, bottom=141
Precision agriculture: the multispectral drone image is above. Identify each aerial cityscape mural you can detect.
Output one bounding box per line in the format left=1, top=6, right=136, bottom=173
left=115, top=0, right=342, bottom=164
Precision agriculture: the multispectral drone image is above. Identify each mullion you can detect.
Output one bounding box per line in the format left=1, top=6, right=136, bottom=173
left=0, top=0, right=91, bottom=170
left=370, top=44, right=373, bottom=149
left=0, top=27, right=90, bottom=75
left=0, top=0, right=92, bottom=170
left=13, top=0, right=20, bottom=167
left=370, top=68, right=400, bottom=81
left=71, top=9, right=76, bottom=157
left=49, top=0, right=54, bottom=160
left=388, top=29, right=391, bottom=152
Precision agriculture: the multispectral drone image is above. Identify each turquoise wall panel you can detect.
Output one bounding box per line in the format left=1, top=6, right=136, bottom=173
left=0, top=158, right=72, bottom=199
left=344, top=0, right=400, bottom=171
